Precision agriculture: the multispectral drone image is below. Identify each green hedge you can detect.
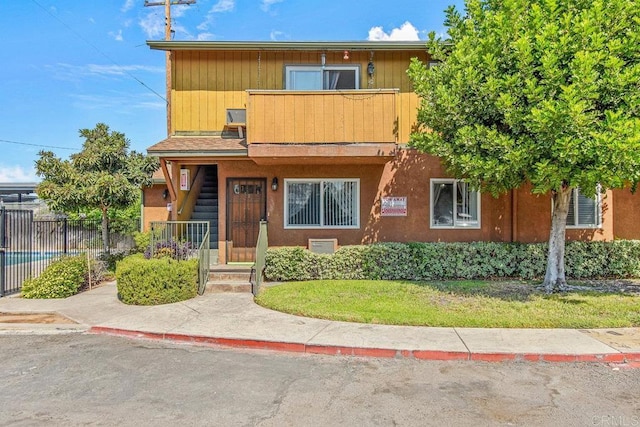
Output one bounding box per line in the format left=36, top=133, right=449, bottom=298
left=264, top=241, right=640, bottom=282
left=116, top=254, right=198, bottom=305
left=22, top=254, right=104, bottom=299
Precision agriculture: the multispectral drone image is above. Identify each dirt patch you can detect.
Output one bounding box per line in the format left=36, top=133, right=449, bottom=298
left=0, top=312, right=77, bottom=324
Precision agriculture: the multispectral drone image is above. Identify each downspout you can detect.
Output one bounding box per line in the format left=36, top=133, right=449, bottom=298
left=511, top=189, right=517, bottom=242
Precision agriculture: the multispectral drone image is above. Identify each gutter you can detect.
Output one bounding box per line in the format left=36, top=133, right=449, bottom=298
left=147, top=40, right=429, bottom=52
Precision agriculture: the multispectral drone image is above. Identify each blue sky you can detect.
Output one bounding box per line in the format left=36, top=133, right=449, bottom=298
left=1, top=0, right=463, bottom=182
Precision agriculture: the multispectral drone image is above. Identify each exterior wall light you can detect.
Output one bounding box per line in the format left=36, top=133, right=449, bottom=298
left=367, top=61, right=375, bottom=76
left=343, top=50, right=350, bottom=60
left=162, top=188, right=169, bottom=199
left=271, top=177, right=279, bottom=191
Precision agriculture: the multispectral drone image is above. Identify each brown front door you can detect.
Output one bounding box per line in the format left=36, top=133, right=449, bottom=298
left=226, top=178, right=267, bottom=263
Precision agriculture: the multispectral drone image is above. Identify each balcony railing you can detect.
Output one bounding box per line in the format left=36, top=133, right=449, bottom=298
left=246, top=89, right=398, bottom=144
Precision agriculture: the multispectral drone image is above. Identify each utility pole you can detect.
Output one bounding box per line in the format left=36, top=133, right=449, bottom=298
left=144, top=0, right=196, bottom=136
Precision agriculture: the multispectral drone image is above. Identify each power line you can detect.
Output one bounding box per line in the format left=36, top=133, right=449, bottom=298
left=0, top=139, right=76, bottom=151
left=30, top=0, right=167, bottom=103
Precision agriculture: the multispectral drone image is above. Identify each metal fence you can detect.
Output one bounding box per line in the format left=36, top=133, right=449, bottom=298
left=0, top=208, right=139, bottom=296
left=149, top=221, right=210, bottom=295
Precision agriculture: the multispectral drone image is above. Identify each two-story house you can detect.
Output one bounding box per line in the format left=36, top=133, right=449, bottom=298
left=143, top=40, right=640, bottom=265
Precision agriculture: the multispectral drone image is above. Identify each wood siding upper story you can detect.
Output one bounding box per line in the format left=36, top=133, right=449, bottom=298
left=247, top=89, right=398, bottom=144
left=171, top=49, right=429, bottom=144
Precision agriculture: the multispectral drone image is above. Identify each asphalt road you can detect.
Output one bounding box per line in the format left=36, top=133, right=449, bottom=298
left=0, top=334, right=638, bottom=426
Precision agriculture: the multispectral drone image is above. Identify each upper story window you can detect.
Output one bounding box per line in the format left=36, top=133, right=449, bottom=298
left=431, top=179, right=481, bottom=229
left=565, top=188, right=602, bottom=228
left=285, top=66, right=360, bottom=90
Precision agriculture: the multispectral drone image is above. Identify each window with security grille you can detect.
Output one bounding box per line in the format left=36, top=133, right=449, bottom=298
left=566, top=188, right=601, bottom=228
left=285, top=179, right=359, bottom=228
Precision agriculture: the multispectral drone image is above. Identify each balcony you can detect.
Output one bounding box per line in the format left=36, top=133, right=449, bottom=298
left=246, top=89, right=398, bottom=164
left=247, top=89, right=398, bottom=144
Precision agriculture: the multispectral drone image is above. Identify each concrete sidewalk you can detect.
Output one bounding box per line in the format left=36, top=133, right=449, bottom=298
left=2, top=282, right=640, bottom=363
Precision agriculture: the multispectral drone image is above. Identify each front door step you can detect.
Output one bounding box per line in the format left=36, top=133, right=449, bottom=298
left=206, top=265, right=252, bottom=293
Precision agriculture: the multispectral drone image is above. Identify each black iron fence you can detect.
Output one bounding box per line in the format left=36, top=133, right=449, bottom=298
left=149, top=221, right=210, bottom=295
left=0, top=208, right=139, bottom=296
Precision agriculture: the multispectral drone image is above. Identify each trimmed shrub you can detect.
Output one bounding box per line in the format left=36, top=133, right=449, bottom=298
left=144, top=239, right=194, bottom=260
left=98, top=250, right=129, bottom=272
left=22, top=254, right=103, bottom=299
left=116, top=254, right=198, bottom=305
left=132, top=231, right=152, bottom=254
left=264, top=241, right=640, bottom=282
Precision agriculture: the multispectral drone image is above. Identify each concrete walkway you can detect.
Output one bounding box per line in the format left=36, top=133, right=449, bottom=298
left=1, top=282, right=640, bottom=364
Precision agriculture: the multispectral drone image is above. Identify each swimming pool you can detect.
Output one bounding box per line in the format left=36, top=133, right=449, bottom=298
left=2, top=252, right=57, bottom=266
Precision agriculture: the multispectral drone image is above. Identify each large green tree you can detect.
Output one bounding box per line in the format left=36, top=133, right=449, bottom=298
left=408, top=0, right=640, bottom=292
left=35, top=123, right=159, bottom=251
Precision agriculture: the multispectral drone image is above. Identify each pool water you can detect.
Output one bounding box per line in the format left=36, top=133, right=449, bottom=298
left=3, top=252, right=56, bottom=266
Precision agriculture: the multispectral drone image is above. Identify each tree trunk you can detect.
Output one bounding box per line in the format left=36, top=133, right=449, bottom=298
left=543, top=186, right=572, bottom=293
left=101, top=206, right=110, bottom=254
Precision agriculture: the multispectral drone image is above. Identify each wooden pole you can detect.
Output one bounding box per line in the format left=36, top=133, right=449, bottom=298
left=143, top=1, right=196, bottom=136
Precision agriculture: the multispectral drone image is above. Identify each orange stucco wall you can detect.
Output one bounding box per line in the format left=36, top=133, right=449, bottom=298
left=513, top=183, right=614, bottom=242
left=143, top=149, right=640, bottom=263
left=612, top=188, right=640, bottom=239
left=142, top=185, right=171, bottom=229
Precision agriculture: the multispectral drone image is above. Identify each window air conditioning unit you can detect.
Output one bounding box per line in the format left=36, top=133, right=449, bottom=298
left=226, top=109, right=246, bottom=124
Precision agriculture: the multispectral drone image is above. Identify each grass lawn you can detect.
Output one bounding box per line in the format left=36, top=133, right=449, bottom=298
left=254, top=280, right=640, bottom=328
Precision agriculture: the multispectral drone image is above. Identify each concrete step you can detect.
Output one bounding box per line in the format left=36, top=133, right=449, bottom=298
left=208, top=271, right=251, bottom=282
left=205, top=280, right=252, bottom=293
left=208, top=265, right=252, bottom=282
left=205, top=265, right=252, bottom=293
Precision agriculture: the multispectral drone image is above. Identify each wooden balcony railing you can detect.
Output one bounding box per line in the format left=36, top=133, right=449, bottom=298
left=246, top=89, right=398, bottom=144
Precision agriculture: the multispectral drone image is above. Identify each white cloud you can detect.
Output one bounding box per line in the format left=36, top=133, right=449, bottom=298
left=86, top=64, right=165, bottom=75
left=49, top=63, right=164, bottom=83
left=121, top=0, right=135, bottom=13
left=197, top=33, right=215, bottom=41
left=69, top=92, right=165, bottom=112
left=140, top=11, right=164, bottom=39
left=197, top=0, right=235, bottom=32
left=212, top=0, right=235, bottom=13
left=367, top=21, right=421, bottom=41
left=109, top=29, right=124, bottom=42
left=261, top=0, right=283, bottom=12
left=270, top=30, right=285, bottom=41
left=171, top=4, right=192, bottom=18
left=0, top=165, right=37, bottom=183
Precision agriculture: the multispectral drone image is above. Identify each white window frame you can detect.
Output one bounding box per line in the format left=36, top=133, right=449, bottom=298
left=430, top=179, right=481, bottom=229
left=284, top=178, right=360, bottom=229
left=564, top=188, right=602, bottom=229
left=285, top=65, right=360, bottom=90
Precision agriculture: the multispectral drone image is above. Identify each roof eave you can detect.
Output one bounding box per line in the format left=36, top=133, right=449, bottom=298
left=146, top=40, right=429, bottom=52
left=146, top=150, right=249, bottom=158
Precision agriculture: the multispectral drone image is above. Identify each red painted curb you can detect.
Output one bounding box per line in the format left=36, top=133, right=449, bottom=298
left=410, top=350, right=469, bottom=361
left=470, top=352, right=517, bottom=362
left=88, top=326, right=638, bottom=364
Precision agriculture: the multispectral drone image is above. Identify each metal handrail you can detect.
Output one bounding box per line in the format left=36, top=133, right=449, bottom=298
left=198, top=229, right=210, bottom=295
left=251, top=220, right=268, bottom=295
left=149, top=220, right=210, bottom=295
